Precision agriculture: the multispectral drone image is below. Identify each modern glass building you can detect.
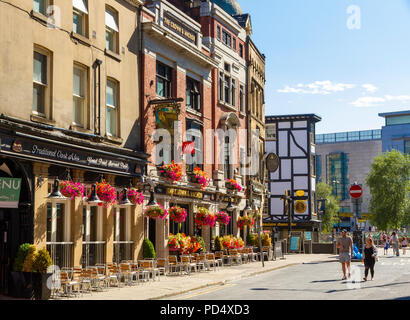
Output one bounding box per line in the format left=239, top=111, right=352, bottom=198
left=315, top=130, right=382, bottom=231
left=378, top=111, right=410, bottom=154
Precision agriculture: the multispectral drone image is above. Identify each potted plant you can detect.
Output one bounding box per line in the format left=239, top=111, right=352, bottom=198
left=126, top=188, right=144, bottom=205
left=59, top=180, right=85, bottom=199
left=95, top=181, right=117, bottom=208
left=226, top=179, right=242, bottom=192
left=159, top=161, right=182, bottom=184
left=32, top=248, right=52, bottom=300
left=144, top=204, right=168, bottom=220
left=192, top=167, right=210, bottom=190
left=10, top=243, right=32, bottom=298
left=143, top=238, right=156, bottom=260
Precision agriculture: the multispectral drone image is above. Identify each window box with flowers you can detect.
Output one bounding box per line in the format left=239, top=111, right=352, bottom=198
left=191, top=167, right=211, bottom=190
left=144, top=204, right=168, bottom=220
left=159, top=161, right=182, bottom=184
left=226, top=179, right=242, bottom=192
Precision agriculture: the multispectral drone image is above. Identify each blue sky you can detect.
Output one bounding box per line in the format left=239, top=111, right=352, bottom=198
left=238, top=0, right=410, bottom=134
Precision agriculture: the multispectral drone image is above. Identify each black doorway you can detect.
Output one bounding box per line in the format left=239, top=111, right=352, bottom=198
left=148, top=218, right=156, bottom=251
left=0, top=159, right=33, bottom=295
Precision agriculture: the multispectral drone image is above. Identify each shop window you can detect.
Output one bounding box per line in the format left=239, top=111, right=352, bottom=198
left=239, top=85, right=244, bottom=113
left=327, top=153, right=349, bottom=200
left=186, top=77, right=201, bottom=112
left=73, top=0, right=88, bottom=37
left=156, top=62, right=172, bottom=98
left=105, top=6, right=119, bottom=53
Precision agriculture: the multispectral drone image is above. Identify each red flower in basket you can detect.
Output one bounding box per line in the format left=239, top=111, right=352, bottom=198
left=216, top=211, right=231, bottom=226
left=226, top=179, right=242, bottom=192
left=193, top=167, right=210, bottom=190
left=95, top=181, right=117, bottom=208
left=145, top=204, right=168, bottom=220
left=169, top=206, right=187, bottom=224
left=194, top=207, right=211, bottom=230
left=126, top=189, right=144, bottom=205
left=60, top=181, right=85, bottom=200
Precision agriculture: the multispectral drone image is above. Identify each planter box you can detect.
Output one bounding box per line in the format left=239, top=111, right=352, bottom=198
left=9, top=272, right=33, bottom=299
left=32, top=273, right=52, bottom=300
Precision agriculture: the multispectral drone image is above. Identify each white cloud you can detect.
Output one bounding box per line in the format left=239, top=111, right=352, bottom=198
left=351, top=94, right=410, bottom=107
left=362, top=84, right=378, bottom=93
left=277, top=81, right=355, bottom=95
left=351, top=97, right=385, bottom=107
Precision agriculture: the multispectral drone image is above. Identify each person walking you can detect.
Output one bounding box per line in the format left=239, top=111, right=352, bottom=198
left=391, top=232, right=400, bottom=257
left=337, top=230, right=354, bottom=280
left=362, top=237, right=377, bottom=281
left=383, top=234, right=389, bottom=255
left=401, top=236, right=408, bottom=256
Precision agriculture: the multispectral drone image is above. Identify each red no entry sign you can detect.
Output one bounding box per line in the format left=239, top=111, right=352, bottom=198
left=349, top=185, right=363, bottom=199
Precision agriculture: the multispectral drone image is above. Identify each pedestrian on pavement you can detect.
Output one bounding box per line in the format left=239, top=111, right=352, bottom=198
left=337, top=229, right=354, bottom=280
left=383, top=234, right=389, bottom=255
left=400, top=236, right=408, bottom=256
left=391, top=232, right=400, bottom=257
left=362, top=237, right=377, bottom=282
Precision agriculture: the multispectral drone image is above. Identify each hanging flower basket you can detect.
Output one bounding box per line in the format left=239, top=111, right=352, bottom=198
left=169, top=206, right=187, bottom=224
left=193, top=167, right=210, bottom=190
left=194, top=207, right=216, bottom=229
left=95, top=181, right=117, bottom=208
left=145, top=204, right=168, bottom=220
left=159, top=161, right=182, bottom=184
left=216, top=211, right=231, bottom=226
left=226, top=179, right=242, bottom=192
left=59, top=181, right=85, bottom=199
left=237, top=216, right=255, bottom=230
left=126, top=189, right=145, bottom=205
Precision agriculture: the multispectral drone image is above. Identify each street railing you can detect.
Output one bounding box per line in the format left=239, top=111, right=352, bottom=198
left=82, top=241, right=106, bottom=267
left=46, top=242, right=74, bottom=269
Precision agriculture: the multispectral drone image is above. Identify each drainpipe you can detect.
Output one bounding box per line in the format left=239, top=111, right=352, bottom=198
left=93, top=59, right=103, bottom=136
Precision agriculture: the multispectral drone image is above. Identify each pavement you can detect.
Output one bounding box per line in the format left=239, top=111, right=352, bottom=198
left=64, top=253, right=339, bottom=301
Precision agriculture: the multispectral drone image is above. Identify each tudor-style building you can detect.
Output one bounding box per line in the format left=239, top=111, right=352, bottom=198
left=264, top=114, right=322, bottom=242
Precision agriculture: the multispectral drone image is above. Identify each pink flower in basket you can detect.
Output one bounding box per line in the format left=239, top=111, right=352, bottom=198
left=216, top=211, right=231, bottom=226
left=60, top=181, right=85, bottom=199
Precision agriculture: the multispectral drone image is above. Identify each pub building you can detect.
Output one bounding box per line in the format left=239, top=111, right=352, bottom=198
left=141, top=0, right=248, bottom=257
left=0, top=0, right=148, bottom=296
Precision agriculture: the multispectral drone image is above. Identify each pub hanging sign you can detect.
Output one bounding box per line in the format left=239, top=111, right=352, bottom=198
left=0, top=178, right=22, bottom=208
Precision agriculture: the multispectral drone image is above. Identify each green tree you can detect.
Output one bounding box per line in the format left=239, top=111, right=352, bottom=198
left=366, top=150, right=410, bottom=230
left=316, top=182, right=340, bottom=232
left=142, top=238, right=156, bottom=259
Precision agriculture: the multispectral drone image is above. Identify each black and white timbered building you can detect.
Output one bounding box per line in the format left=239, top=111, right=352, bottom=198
left=264, top=114, right=322, bottom=240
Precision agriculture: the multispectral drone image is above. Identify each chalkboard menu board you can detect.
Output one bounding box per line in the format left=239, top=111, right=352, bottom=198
left=274, top=242, right=283, bottom=260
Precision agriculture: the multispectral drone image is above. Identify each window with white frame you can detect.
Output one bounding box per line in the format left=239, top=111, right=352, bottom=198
left=73, top=64, right=87, bottom=127
left=34, top=0, right=49, bottom=16
left=33, top=49, right=50, bottom=117
left=106, top=79, right=119, bottom=136
left=105, top=7, right=119, bottom=53
left=46, top=202, right=70, bottom=243
left=156, top=62, right=172, bottom=98
left=219, top=65, right=237, bottom=108
left=73, top=0, right=88, bottom=36
left=222, top=30, right=232, bottom=48
left=231, top=79, right=236, bottom=107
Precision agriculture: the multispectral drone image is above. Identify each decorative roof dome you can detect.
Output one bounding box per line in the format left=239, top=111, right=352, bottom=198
left=210, top=0, right=243, bottom=16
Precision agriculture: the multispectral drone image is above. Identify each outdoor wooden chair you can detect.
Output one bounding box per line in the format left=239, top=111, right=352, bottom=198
left=262, top=246, right=271, bottom=261
left=198, top=253, right=211, bottom=271
left=156, top=258, right=168, bottom=277
left=167, top=256, right=182, bottom=275
left=180, top=255, right=197, bottom=275
left=205, top=253, right=219, bottom=271
left=214, top=251, right=224, bottom=267
left=119, top=263, right=137, bottom=286
left=89, top=267, right=107, bottom=291
left=107, top=264, right=122, bottom=287
left=229, top=250, right=242, bottom=265
left=141, top=260, right=161, bottom=281
left=59, top=271, right=80, bottom=298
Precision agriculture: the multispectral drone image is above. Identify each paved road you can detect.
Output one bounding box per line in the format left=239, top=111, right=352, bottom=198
left=170, top=253, right=410, bottom=300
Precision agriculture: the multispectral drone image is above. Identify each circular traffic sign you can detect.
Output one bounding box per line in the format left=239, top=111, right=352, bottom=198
left=349, top=185, right=363, bottom=199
